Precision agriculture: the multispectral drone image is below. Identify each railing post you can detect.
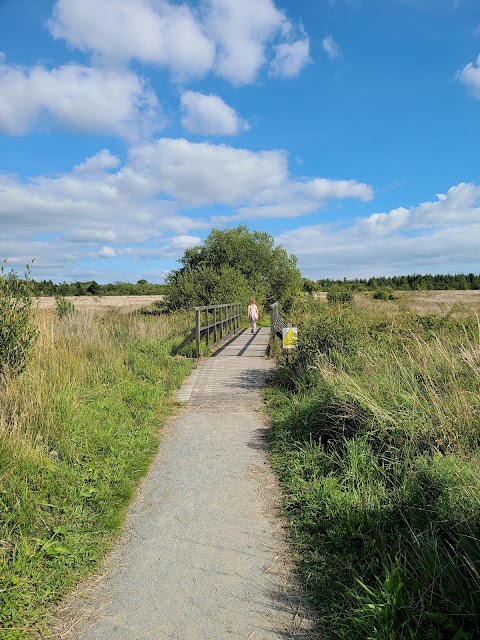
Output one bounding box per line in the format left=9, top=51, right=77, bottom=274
left=205, top=309, right=209, bottom=347
left=270, top=303, right=277, bottom=340
left=213, top=307, right=217, bottom=342
left=195, top=308, right=201, bottom=358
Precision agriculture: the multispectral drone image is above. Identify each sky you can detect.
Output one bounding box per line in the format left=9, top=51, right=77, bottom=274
left=1, top=0, right=480, bottom=283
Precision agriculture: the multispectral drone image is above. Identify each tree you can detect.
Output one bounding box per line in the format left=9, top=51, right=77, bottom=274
left=166, top=225, right=302, bottom=310
left=0, top=261, right=38, bottom=377
left=86, top=280, right=100, bottom=296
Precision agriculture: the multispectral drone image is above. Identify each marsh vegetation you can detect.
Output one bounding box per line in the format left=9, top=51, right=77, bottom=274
left=266, top=293, right=480, bottom=639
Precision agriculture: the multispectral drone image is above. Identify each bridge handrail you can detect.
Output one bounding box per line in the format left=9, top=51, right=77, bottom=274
left=174, top=302, right=242, bottom=358
left=270, top=302, right=286, bottom=339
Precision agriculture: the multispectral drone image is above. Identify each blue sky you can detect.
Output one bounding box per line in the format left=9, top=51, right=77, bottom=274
left=1, top=0, right=480, bottom=283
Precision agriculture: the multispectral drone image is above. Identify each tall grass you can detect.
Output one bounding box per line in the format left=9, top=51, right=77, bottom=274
left=266, top=298, right=480, bottom=639
left=0, top=307, right=194, bottom=638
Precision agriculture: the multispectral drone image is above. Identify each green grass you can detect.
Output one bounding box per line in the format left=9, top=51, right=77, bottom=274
left=0, top=309, right=194, bottom=638
left=265, top=298, right=480, bottom=639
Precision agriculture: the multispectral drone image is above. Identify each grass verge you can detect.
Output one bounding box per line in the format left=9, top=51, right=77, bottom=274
left=265, top=297, right=480, bottom=639
left=0, top=308, right=194, bottom=638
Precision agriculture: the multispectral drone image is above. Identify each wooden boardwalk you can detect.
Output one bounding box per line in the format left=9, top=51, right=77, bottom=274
left=175, top=327, right=274, bottom=408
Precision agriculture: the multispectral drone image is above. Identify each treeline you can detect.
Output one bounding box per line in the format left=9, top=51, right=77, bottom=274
left=25, top=271, right=480, bottom=297
left=305, top=272, right=480, bottom=292
left=31, top=279, right=167, bottom=297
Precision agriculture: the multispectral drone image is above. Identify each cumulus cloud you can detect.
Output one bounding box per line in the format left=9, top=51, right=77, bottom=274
left=74, top=149, right=121, bottom=174
left=0, top=58, right=163, bottom=139
left=457, top=54, right=480, bottom=98
left=322, top=35, right=341, bottom=60
left=0, top=139, right=374, bottom=276
left=302, top=178, right=373, bottom=202
left=127, top=138, right=289, bottom=207
left=357, top=182, right=480, bottom=234
left=49, top=0, right=215, bottom=78
left=98, top=235, right=201, bottom=260
left=48, top=0, right=310, bottom=85
left=180, top=91, right=248, bottom=136
left=276, top=182, right=480, bottom=278
left=270, top=37, right=311, bottom=78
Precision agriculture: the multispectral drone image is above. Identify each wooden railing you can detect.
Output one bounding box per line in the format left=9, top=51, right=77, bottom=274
left=270, top=302, right=286, bottom=339
left=174, top=302, right=242, bottom=358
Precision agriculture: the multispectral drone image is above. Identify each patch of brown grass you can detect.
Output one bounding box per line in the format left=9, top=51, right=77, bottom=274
left=353, top=290, right=480, bottom=315
left=34, top=295, right=164, bottom=314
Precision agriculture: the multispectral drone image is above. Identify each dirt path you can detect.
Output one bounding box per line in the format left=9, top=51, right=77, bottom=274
left=52, top=328, right=315, bottom=639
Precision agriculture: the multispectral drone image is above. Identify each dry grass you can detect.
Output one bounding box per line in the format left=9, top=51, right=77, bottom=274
left=360, top=290, right=480, bottom=314
left=314, top=290, right=480, bottom=315
left=34, top=295, right=165, bottom=314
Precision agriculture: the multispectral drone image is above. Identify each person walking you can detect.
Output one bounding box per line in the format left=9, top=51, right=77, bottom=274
left=247, top=297, right=259, bottom=334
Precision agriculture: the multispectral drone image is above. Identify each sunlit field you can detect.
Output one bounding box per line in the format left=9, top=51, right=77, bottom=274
left=34, top=295, right=165, bottom=314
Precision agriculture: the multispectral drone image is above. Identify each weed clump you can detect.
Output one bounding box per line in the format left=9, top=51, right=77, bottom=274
left=373, top=287, right=396, bottom=300
left=54, top=295, right=75, bottom=318
left=326, top=288, right=354, bottom=305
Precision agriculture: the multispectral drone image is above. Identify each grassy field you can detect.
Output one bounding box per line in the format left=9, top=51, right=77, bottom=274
left=266, top=291, right=480, bottom=639
left=0, top=301, right=194, bottom=638
left=34, top=295, right=165, bottom=314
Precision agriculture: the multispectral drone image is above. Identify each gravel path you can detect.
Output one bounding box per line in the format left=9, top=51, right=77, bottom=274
left=57, top=328, right=314, bottom=639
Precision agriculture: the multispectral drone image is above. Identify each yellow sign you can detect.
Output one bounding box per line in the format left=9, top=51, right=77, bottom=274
left=282, top=327, right=298, bottom=349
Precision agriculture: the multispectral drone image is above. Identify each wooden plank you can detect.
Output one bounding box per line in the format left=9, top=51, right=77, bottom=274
left=173, top=328, right=196, bottom=355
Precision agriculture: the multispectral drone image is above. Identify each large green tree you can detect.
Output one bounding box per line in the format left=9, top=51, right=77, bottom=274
left=166, top=225, right=302, bottom=310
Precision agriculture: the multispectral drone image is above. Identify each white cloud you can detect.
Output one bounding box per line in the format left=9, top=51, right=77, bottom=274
left=99, top=245, right=118, bottom=258
left=357, top=182, right=480, bottom=235
left=0, top=138, right=374, bottom=278
left=205, top=0, right=287, bottom=84
left=457, top=54, right=480, bottom=98
left=276, top=182, right=480, bottom=279
left=49, top=0, right=215, bottom=78
left=180, top=91, right=248, bottom=136
left=302, top=178, right=373, bottom=202
left=322, top=35, right=341, bottom=60
left=98, top=235, right=201, bottom=260
left=74, top=150, right=121, bottom=174
left=48, top=0, right=310, bottom=85
left=127, top=138, right=289, bottom=207
left=235, top=199, right=320, bottom=220
left=270, top=37, right=311, bottom=78
left=0, top=58, right=163, bottom=139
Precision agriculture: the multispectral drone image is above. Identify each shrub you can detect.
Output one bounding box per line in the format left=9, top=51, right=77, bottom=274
left=373, top=288, right=396, bottom=301
left=166, top=264, right=255, bottom=310
left=0, top=260, right=38, bottom=377
left=296, top=307, right=362, bottom=370
left=55, top=295, right=75, bottom=318
left=327, top=289, right=354, bottom=305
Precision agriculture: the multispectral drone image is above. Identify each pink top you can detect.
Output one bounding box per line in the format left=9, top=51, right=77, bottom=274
left=247, top=304, right=259, bottom=322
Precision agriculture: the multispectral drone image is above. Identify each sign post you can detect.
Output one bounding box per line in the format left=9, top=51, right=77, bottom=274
left=282, top=323, right=298, bottom=363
